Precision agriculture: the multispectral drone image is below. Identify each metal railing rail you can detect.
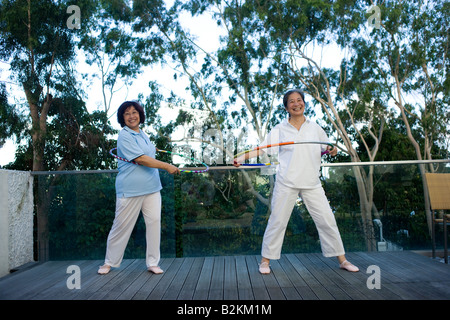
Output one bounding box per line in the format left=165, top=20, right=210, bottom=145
left=29, top=159, right=450, bottom=175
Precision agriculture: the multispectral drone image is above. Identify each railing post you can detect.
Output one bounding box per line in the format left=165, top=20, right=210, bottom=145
left=35, top=174, right=50, bottom=262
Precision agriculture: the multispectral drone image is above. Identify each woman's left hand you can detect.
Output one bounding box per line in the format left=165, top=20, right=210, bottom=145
left=327, top=146, right=338, bottom=156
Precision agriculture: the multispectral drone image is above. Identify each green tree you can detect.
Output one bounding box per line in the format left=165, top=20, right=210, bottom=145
left=346, top=0, right=449, bottom=233
left=1, top=0, right=66, bottom=171
left=200, top=0, right=383, bottom=250
left=0, top=0, right=129, bottom=260
left=0, top=83, right=27, bottom=152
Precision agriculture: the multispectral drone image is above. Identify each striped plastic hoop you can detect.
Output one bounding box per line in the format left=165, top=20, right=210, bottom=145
left=109, top=148, right=209, bottom=173
left=234, top=141, right=334, bottom=167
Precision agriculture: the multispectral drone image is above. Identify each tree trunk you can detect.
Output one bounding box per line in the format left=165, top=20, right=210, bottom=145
left=352, top=166, right=377, bottom=251
left=25, top=85, right=53, bottom=261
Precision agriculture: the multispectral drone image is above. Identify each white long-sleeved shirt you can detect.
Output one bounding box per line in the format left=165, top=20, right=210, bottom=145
left=260, top=118, right=329, bottom=189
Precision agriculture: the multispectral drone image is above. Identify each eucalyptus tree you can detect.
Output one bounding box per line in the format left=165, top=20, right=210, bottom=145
left=108, top=0, right=447, bottom=249
left=177, top=0, right=384, bottom=250
left=0, top=0, right=120, bottom=172
left=0, top=83, right=27, bottom=153
left=242, top=0, right=386, bottom=250
left=0, top=0, right=133, bottom=260
left=128, top=0, right=280, bottom=209
left=77, top=1, right=167, bottom=123
left=129, top=1, right=381, bottom=247
left=344, top=0, right=449, bottom=234
left=247, top=0, right=449, bottom=248
left=1, top=0, right=76, bottom=171
left=133, top=1, right=352, bottom=195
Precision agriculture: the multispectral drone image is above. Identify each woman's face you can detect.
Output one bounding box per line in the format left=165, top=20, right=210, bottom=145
left=285, top=92, right=305, bottom=117
left=123, top=106, right=140, bottom=131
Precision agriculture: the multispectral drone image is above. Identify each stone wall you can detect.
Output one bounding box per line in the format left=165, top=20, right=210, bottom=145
left=0, top=170, right=34, bottom=277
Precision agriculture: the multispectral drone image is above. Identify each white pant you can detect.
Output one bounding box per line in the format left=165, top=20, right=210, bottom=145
left=104, top=192, right=161, bottom=268
left=262, top=181, right=345, bottom=259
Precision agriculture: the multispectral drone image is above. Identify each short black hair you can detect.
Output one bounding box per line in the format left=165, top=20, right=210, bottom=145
left=283, top=89, right=305, bottom=108
left=117, top=101, right=145, bottom=128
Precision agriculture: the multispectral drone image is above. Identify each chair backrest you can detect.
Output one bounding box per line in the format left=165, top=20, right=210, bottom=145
left=425, top=173, right=450, bottom=210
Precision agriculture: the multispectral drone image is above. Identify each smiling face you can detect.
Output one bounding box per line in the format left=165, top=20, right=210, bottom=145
left=285, top=91, right=305, bottom=118
left=123, top=106, right=141, bottom=132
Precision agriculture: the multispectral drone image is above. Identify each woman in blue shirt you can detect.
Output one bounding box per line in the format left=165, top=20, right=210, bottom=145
left=98, top=101, right=179, bottom=275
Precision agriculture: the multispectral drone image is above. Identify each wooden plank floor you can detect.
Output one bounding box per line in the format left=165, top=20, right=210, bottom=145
left=1, top=251, right=449, bottom=300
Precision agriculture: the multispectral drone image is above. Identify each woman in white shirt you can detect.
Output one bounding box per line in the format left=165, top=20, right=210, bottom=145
left=234, top=89, right=359, bottom=274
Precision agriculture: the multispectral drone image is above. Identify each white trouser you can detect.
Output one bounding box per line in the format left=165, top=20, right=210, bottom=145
left=104, top=192, right=161, bottom=268
left=262, top=181, right=345, bottom=260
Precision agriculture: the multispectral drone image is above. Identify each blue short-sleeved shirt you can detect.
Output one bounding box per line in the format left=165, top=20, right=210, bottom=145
left=115, top=126, right=162, bottom=197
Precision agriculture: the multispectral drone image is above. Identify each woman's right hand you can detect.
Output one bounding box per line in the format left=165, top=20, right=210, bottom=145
left=233, top=156, right=244, bottom=167
left=166, top=163, right=180, bottom=175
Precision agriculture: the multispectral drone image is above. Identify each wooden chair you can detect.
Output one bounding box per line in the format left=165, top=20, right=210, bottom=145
left=425, top=173, right=450, bottom=263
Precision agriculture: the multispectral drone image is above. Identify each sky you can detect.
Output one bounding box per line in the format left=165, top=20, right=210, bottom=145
left=0, top=2, right=344, bottom=167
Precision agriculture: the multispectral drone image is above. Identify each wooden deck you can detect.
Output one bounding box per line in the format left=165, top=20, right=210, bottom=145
left=1, top=251, right=449, bottom=301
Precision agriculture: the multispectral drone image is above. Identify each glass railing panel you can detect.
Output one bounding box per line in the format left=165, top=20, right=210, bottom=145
left=36, top=171, right=175, bottom=260
left=322, top=161, right=450, bottom=253
left=174, top=168, right=272, bottom=257
left=33, top=160, right=449, bottom=260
